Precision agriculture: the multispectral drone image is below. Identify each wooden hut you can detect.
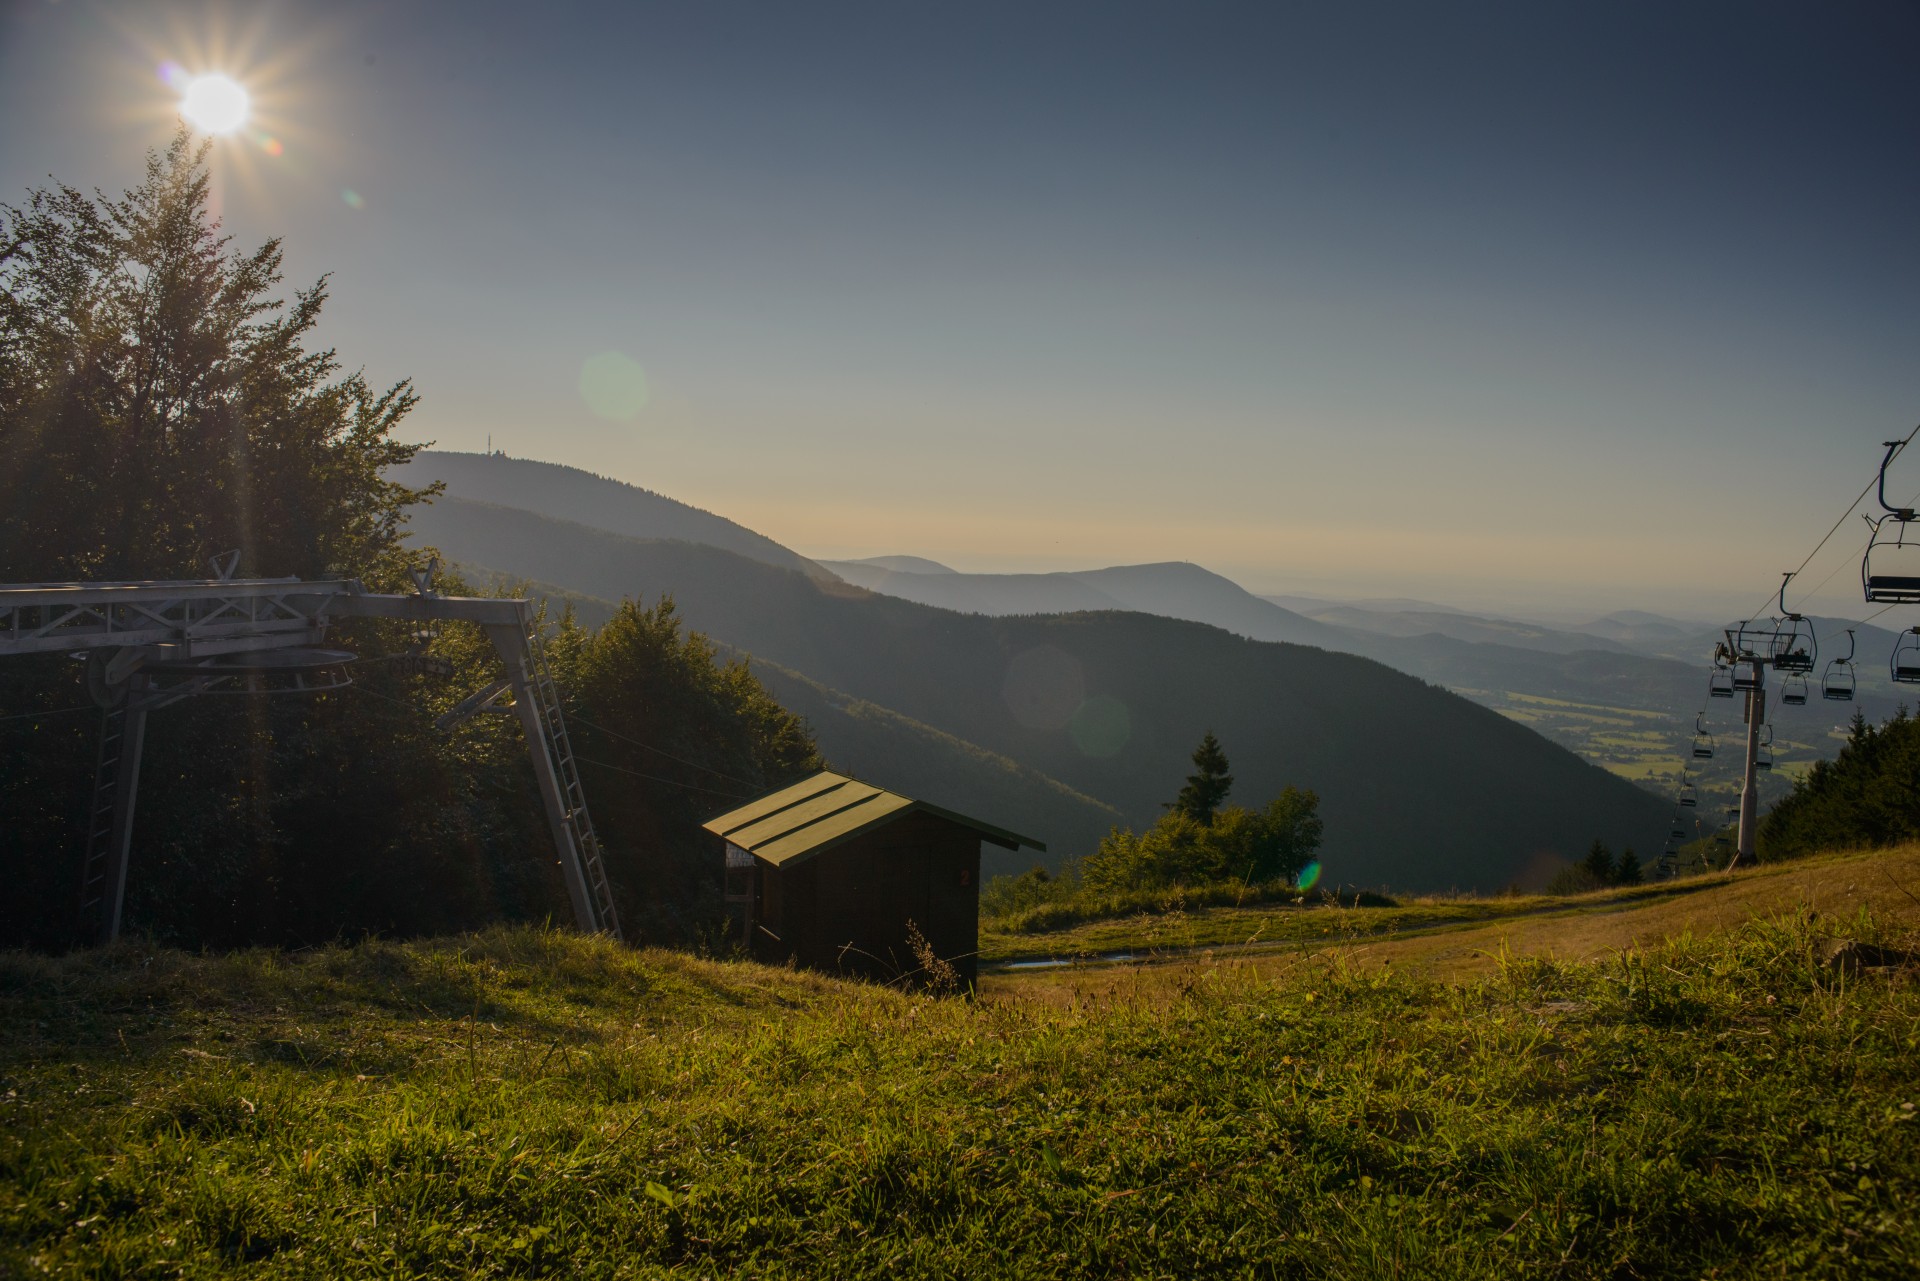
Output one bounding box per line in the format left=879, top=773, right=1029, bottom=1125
left=704, top=771, right=1044, bottom=988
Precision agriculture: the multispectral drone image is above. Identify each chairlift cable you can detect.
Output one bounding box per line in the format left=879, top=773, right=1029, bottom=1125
left=0, top=704, right=94, bottom=724
left=347, top=684, right=758, bottom=799
left=573, top=755, right=755, bottom=799
left=567, top=713, right=761, bottom=788
left=1749, top=420, right=1920, bottom=622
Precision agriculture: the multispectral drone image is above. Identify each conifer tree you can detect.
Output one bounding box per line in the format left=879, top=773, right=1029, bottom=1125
left=1168, top=732, right=1233, bottom=825
left=1582, top=840, right=1615, bottom=884
left=1614, top=848, right=1642, bottom=885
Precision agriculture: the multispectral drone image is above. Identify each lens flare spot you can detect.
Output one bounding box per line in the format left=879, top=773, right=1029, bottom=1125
left=179, top=74, right=249, bottom=135
left=260, top=136, right=283, bottom=157
left=1296, top=861, right=1323, bottom=892
left=1068, top=694, right=1131, bottom=757
left=1002, top=646, right=1084, bottom=731
left=578, top=352, right=651, bottom=421
left=341, top=189, right=365, bottom=210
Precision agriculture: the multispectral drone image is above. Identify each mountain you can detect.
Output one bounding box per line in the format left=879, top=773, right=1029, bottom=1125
left=817, top=559, right=1338, bottom=648
left=1292, top=605, right=1637, bottom=656
left=837, top=555, right=959, bottom=575
left=394, top=451, right=832, bottom=581
left=1264, top=594, right=1480, bottom=617
left=446, top=569, right=1118, bottom=878
left=743, top=661, right=1125, bottom=880
left=405, top=495, right=1672, bottom=891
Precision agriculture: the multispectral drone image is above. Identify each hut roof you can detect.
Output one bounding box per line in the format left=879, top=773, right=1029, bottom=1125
left=703, top=771, right=1045, bottom=868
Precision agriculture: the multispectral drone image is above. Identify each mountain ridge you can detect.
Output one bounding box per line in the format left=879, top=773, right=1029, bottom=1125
left=405, top=494, right=1671, bottom=891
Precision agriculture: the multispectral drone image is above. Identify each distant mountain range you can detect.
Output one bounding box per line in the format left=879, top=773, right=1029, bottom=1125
left=826, top=552, right=1911, bottom=768
left=819, top=559, right=1337, bottom=648
left=400, top=454, right=1673, bottom=891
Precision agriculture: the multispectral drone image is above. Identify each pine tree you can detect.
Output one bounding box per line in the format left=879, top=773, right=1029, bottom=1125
left=1168, top=732, right=1233, bottom=825
left=1614, top=848, right=1642, bottom=885
left=1582, top=840, right=1615, bottom=884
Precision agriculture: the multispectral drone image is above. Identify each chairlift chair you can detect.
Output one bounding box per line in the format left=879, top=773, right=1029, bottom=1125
left=1708, top=666, right=1735, bottom=699
left=1823, top=629, right=1857, bottom=701
left=1894, top=627, right=1920, bottom=684
left=1769, top=573, right=1818, bottom=674
left=1864, top=441, right=1920, bottom=602
left=1781, top=675, right=1809, bottom=706
left=1691, top=714, right=1715, bottom=760
left=1678, top=780, right=1698, bottom=808
left=1732, top=658, right=1762, bottom=692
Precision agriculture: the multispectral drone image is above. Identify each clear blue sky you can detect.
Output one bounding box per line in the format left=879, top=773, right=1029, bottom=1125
left=5, top=0, right=1918, bottom=619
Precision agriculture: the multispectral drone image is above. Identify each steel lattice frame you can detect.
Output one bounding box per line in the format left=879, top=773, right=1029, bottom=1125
left=0, top=575, right=620, bottom=946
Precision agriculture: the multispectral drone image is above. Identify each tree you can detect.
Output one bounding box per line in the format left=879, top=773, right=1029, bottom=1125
left=1614, top=848, right=1642, bottom=886
left=1168, top=731, right=1233, bottom=825
left=0, top=128, right=431, bottom=582
left=557, top=596, right=823, bottom=940
left=1083, top=785, right=1322, bottom=893
left=1761, top=707, right=1920, bottom=860
left=1582, top=840, right=1615, bottom=884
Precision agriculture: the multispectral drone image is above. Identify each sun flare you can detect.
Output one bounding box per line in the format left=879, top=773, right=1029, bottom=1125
left=178, top=73, right=249, bottom=135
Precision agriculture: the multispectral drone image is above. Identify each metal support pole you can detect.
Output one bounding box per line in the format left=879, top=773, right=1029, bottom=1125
left=95, top=680, right=150, bottom=946
left=486, top=622, right=598, bottom=932
left=1732, top=664, right=1765, bottom=870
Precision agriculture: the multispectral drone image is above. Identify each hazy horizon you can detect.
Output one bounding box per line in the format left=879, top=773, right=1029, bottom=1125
left=5, top=1, right=1917, bottom=625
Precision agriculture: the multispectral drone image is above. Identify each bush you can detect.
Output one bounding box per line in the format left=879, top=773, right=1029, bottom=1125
left=1081, top=788, right=1322, bottom=894
left=979, top=866, right=1073, bottom=918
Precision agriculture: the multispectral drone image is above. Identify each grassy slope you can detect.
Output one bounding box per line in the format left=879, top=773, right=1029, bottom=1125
left=983, top=846, right=1920, bottom=976
left=4, top=876, right=1919, bottom=1277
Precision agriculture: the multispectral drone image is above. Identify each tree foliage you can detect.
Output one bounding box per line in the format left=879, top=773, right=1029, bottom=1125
left=1084, top=788, right=1322, bottom=893
left=554, top=597, right=822, bottom=939
left=1547, top=840, right=1645, bottom=894
left=0, top=140, right=821, bottom=951
left=1166, top=731, right=1233, bottom=825
left=0, top=129, right=430, bottom=582
left=1760, top=708, right=1920, bottom=860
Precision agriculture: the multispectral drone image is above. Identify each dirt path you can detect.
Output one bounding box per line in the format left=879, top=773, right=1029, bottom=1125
left=982, top=846, right=1920, bottom=1006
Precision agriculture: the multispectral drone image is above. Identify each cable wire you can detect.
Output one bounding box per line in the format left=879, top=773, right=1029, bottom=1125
left=0, top=704, right=95, bottom=724
left=566, top=713, right=759, bottom=788
left=1761, top=422, right=1920, bottom=621
left=573, top=755, right=754, bottom=799
left=348, top=683, right=756, bottom=800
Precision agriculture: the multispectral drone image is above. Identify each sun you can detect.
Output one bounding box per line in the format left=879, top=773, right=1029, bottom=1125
left=178, top=74, right=250, bottom=135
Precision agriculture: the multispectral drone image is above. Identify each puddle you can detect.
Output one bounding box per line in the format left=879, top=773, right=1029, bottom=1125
left=997, top=951, right=1140, bottom=972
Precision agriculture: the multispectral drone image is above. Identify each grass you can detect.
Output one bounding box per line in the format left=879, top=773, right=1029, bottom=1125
left=984, top=846, right=1920, bottom=980
left=3, top=863, right=1920, bottom=1277
left=981, top=892, right=1536, bottom=965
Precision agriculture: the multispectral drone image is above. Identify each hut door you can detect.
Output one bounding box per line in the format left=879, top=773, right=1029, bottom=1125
left=724, top=843, right=757, bottom=943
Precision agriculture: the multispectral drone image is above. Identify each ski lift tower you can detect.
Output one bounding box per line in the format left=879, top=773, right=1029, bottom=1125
left=1714, top=573, right=1816, bottom=871
left=0, top=559, right=621, bottom=946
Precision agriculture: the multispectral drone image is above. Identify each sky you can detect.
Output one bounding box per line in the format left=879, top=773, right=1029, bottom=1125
left=4, top=0, right=1919, bottom=621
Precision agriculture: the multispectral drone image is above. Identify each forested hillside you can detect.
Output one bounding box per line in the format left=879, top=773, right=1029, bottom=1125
left=1762, top=710, right=1920, bottom=859
left=408, top=496, right=1672, bottom=890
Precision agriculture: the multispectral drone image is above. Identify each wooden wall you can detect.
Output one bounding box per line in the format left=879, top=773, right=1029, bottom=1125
left=751, top=811, right=982, bottom=988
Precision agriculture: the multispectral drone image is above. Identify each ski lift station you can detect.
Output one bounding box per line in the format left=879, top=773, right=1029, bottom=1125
left=704, top=771, right=1045, bottom=989
left=0, top=561, right=620, bottom=947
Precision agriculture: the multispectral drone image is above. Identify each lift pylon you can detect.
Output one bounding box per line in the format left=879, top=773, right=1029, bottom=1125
left=1, top=573, right=622, bottom=945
